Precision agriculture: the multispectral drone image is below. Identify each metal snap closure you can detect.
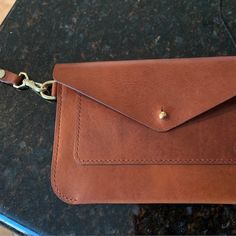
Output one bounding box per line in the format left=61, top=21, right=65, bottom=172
left=0, top=69, right=6, bottom=79
left=159, top=110, right=168, bottom=120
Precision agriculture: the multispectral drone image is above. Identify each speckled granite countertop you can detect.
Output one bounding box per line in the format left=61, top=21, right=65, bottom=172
left=0, top=0, right=236, bottom=235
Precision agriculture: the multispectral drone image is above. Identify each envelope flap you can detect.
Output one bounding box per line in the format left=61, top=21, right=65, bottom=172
left=53, top=56, right=236, bottom=132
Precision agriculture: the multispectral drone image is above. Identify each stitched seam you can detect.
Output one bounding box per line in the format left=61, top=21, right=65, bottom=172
left=75, top=100, right=235, bottom=165
left=79, top=159, right=236, bottom=164
left=75, top=95, right=82, bottom=165
left=52, top=86, right=79, bottom=203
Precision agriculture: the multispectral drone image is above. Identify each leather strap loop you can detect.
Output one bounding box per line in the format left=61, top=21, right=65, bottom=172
left=0, top=69, right=22, bottom=85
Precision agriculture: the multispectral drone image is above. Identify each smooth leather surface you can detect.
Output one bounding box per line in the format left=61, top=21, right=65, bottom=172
left=51, top=57, right=236, bottom=204
left=53, top=56, right=236, bottom=132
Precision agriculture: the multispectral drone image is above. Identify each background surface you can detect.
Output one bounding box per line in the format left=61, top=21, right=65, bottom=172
left=0, top=0, right=236, bottom=235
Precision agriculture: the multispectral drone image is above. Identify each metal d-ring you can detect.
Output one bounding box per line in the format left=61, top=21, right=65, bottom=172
left=40, top=80, right=56, bottom=101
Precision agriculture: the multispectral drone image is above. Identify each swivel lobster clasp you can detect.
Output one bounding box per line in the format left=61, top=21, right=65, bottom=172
left=13, top=72, right=42, bottom=92
left=13, top=72, right=56, bottom=101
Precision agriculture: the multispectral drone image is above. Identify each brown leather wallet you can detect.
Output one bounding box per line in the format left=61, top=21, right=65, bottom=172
left=51, top=56, right=236, bottom=204
left=1, top=56, right=236, bottom=204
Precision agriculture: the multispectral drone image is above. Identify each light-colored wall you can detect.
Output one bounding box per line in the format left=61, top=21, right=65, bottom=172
left=0, top=225, right=19, bottom=236
left=0, top=0, right=15, bottom=24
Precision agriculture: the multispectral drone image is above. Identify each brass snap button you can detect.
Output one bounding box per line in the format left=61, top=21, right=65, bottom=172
left=0, top=69, right=6, bottom=79
left=159, top=110, right=168, bottom=120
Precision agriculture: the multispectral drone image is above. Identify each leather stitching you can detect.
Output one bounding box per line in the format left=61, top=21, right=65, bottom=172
left=75, top=96, right=235, bottom=165
left=52, top=85, right=79, bottom=203
left=79, top=159, right=236, bottom=164
left=75, top=94, right=82, bottom=165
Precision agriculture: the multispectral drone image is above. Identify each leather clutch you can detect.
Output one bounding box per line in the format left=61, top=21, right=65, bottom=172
left=51, top=56, right=236, bottom=204
left=1, top=56, right=236, bottom=204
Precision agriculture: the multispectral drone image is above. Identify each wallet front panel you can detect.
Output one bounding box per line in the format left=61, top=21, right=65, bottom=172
left=51, top=84, right=236, bottom=204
